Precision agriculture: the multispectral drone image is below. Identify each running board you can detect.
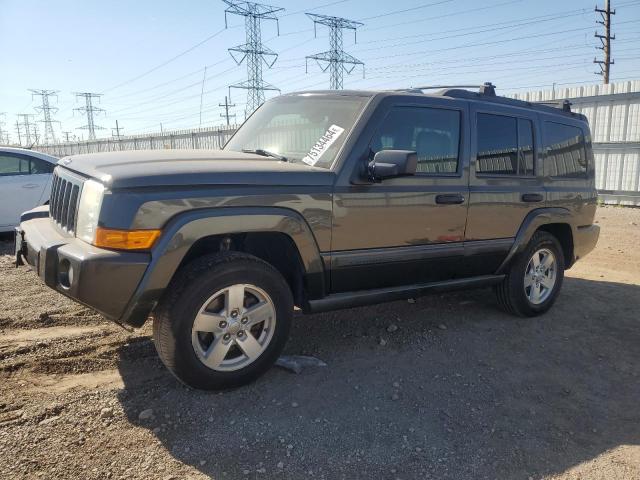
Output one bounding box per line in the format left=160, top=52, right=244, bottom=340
left=306, top=275, right=505, bottom=313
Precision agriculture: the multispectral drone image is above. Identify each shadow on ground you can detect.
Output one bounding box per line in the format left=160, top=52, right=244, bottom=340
left=112, top=276, right=638, bottom=478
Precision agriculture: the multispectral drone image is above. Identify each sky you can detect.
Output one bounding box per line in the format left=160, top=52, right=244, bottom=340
left=1, top=0, right=639, bottom=143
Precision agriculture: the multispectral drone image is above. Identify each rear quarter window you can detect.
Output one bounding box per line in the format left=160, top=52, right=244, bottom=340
left=544, top=122, right=587, bottom=178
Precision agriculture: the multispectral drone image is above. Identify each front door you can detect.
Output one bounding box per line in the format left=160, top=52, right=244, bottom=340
left=330, top=99, right=471, bottom=293
left=0, top=153, right=51, bottom=228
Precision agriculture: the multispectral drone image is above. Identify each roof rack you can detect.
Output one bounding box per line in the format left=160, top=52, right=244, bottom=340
left=532, top=99, right=573, bottom=113
left=399, top=82, right=497, bottom=97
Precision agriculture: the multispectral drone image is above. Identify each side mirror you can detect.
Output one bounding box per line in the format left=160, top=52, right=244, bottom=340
left=368, top=150, right=418, bottom=181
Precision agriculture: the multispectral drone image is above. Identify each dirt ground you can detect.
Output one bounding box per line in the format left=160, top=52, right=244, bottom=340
left=0, top=206, right=639, bottom=480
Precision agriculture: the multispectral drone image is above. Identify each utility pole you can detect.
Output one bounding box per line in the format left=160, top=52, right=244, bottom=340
left=306, top=14, right=364, bottom=90
left=594, top=0, right=615, bottom=84
left=29, top=89, right=60, bottom=144
left=62, top=131, right=73, bottom=142
left=111, top=120, right=124, bottom=139
left=219, top=96, right=236, bottom=127
left=74, top=92, right=105, bottom=140
left=223, top=0, right=283, bottom=117
left=199, top=66, right=208, bottom=128
left=17, top=114, right=36, bottom=145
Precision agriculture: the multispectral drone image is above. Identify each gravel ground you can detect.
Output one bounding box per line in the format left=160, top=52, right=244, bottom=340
left=0, top=206, right=639, bottom=480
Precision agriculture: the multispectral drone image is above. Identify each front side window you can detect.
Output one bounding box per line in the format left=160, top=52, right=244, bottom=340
left=224, top=95, right=369, bottom=169
left=369, top=106, right=461, bottom=174
left=30, top=157, right=54, bottom=174
left=0, top=154, right=29, bottom=176
left=544, top=122, right=587, bottom=178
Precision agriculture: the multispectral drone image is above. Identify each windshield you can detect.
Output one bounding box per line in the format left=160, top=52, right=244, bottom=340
left=224, top=94, right=369, bottom=169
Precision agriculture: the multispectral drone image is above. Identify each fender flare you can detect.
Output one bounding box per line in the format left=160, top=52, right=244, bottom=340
left=496, top=207, right=572, bottom=274
left=120, top=207, right=325, bottom=327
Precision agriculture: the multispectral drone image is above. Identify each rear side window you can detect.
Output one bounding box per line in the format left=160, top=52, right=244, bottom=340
left=544, top=122, right=587, bottom=178
left=476, top=113, right=535, bottom=176
left=0, top=154, right=30, bottom=176
left=370, top=106, right=461, bottom=175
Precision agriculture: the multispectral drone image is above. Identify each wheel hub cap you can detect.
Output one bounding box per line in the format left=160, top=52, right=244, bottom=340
left=190, top=284, right=276, bottom=372
left=524, top=248, right=557, bottom=305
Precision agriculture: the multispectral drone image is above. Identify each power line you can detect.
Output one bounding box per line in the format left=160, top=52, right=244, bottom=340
left=305, top=14, right=364, bottom=90
left=0, top=113, right=9, bottom=144
left=101, top=27, right=228, bottom=94
left=224, top=0, right=284, bottom=117
left=359, top=0, right=453, bottom=21
left=74, top=92, right=105, bottom=140
left=29, top=89, right=60, bottom=144
left=595, top=0, right=616, bottom=83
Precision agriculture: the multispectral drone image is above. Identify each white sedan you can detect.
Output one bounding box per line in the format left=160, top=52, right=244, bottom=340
left=0, top=147, right=58, bottom=232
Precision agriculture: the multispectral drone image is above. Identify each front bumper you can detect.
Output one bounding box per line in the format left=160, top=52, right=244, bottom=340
left=16, top=213, right=150, bottom=325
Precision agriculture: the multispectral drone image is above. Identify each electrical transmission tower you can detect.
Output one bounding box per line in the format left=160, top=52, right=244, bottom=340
left=594, top=0, right=615, bottom=84
left=30, top=89, right=60, bottom=144
left=219, top=96, right=236, bottom=126
left=74, top=92, right=105, bottom=140
left=62, top=131, right=73, bottom=142
left=16, top=114, right=36, bottom=146
left=0, top=113, right=9, bottom=144
left=223, top=0, right=283, bottom=117
left=306, top=14, right=364, bottom=90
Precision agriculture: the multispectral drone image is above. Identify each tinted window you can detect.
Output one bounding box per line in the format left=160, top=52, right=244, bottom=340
left=476, top=113, right=535, bottom=176
left=370, top=107, right=460, bottom=174
left=545, top=122, right=587, bottom=177
left=518, top=118, right=535, bottom=176
left=0, top=154, right=29, bottom=176
left=30, top=157, right=54, bottom=174
left=477, top=113, right=518, bottom=175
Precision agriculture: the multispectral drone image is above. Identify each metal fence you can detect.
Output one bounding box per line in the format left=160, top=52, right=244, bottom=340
left=511, top=80, right=640, bottom=206
left=35, top=125, right=239, bottom=158
left=34, top=80, right=640, bottom=205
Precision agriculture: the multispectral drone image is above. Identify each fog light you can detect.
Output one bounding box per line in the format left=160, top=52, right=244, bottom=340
left=58, top=259, right=73, bottom=289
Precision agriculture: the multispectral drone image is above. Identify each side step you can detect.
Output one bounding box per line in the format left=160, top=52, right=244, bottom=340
left=306, top=275, right=505, bottom=313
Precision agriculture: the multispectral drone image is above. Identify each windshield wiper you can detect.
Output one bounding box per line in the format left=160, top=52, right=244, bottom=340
left=242, top=148, right=288, bottom=162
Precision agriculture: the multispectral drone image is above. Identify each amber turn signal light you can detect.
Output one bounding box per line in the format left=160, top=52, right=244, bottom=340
left=94, top=227, right=161, bottom=250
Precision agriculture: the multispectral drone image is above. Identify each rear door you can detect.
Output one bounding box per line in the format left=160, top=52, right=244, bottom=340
left=330, top=96, right=471, bottom=293
left=0, top=152, right=53, bottom=228
left=464, top=104, right=544, bottom=275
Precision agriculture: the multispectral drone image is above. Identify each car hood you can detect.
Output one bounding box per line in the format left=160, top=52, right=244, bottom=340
left=59, top=149, right=335, bottom=189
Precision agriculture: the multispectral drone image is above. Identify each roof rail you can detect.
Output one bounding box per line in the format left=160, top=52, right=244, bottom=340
left=403, top=82, right=497, bottom=96
left=532, top=99, right=573, bottom=113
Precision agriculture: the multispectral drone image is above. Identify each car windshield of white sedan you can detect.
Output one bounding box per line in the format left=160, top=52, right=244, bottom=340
left=224, top=95, right=369, bottom=169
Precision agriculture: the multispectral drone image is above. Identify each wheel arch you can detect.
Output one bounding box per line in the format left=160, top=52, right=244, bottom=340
left=496, top=208, right=575, bottom=274
left=119, top=207, right=326, bottom=327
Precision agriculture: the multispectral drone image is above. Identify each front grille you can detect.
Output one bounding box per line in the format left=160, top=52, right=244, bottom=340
left=49, top=169, right=83, bottom=233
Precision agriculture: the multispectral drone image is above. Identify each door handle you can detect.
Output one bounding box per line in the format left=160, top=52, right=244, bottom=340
left=435, top=194, right=465, bottom=205
left=22, top=184, right=39, bottom=189
left=521, top=193, right=544, bottom=203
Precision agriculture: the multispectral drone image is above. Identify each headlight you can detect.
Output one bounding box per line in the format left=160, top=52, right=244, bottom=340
left=76, top=179, right=104, bottom=243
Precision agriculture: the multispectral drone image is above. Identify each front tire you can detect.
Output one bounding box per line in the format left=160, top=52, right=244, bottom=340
left=153, top=252, right=293, bottom=390
left=495, top=231, right=565, bottom=317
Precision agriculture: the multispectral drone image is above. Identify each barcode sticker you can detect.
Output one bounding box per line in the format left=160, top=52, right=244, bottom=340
left=302, top=124, right=345, bottom=166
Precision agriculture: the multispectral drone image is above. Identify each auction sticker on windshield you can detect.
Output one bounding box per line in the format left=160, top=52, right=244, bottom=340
left=302, top=125, right=345, bottom=166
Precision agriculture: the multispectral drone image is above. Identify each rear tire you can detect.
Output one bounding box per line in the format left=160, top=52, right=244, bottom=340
left=153, top=252, right=293, bottom=390
left=495, top=231, right=565, bottom=317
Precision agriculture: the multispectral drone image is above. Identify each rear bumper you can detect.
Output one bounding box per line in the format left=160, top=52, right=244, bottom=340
left=573, top=224, right=600, bottom=263
left=16, top=214, right=150, bottom=325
